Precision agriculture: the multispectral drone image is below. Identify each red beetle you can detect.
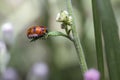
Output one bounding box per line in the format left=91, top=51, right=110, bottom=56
left=27, top=26, right=48, bottom=41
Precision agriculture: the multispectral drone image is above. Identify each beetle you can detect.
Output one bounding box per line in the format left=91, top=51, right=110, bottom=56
left=27, top=26, right=48, bottom=41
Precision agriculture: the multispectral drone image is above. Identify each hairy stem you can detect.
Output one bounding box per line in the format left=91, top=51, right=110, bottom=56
left=66, top=0, right=88, bottom=73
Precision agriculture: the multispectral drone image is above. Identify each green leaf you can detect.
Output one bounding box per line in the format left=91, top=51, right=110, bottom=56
left=92, top=0, right=120, bottom=80
left=92, top=0, right=105, bottom=80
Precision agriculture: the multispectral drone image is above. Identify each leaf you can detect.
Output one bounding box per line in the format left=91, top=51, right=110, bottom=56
left=92, top=0, right=105, bottom=80
left=92, top=0, right=120, bottom=80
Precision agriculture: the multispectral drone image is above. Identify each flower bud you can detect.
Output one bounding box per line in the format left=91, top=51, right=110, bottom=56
left=84, top=69, right=100, bottom=80
left=67, top=16, right=72, bottom=25
left=56, top=10, right=72, bottom=25
left=56, top=10, right=69, bottom=22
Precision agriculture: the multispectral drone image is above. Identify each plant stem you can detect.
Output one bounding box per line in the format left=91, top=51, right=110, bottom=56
left=66, top=0, right=88, bottom=73
left=47, top=31, right=73, bottom=41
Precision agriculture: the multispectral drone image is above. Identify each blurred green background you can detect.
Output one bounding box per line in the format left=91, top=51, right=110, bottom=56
left=0, top=0, right=120, bottom=80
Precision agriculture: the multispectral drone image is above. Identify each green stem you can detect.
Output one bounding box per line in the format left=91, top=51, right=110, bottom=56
left=47, top=31, right=73, bottom=41
left=65, top=25, right=69, bottom=35
left=66, top=0, right=88, bottom=73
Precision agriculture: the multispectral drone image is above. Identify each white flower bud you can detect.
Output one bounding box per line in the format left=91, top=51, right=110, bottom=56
left=56, top=10, right=69, bottom=22
left=56, top=10, right=73, bottom=25
left=68, top=16, right=72, bottom=25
